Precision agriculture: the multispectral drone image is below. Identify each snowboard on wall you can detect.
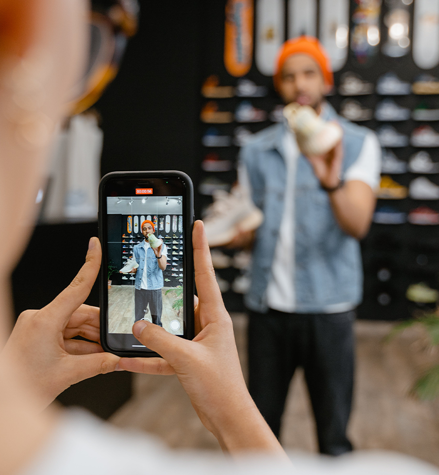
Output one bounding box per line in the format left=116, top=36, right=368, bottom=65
left=288, top=0, right=317, bottom=39
left=224, top=0, right=254, bottom=77
left=319, top=0, right=349, bottom=72
left=255, top=0, right=284, bottom=76
left=351, top=0, right=382, bottom=66
left=413, top=0, right=439, bottom=69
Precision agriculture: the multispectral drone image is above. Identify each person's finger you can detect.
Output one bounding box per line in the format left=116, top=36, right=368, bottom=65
left=66, top=352, right=120, bottom=384
left=193, top=221, right=224, bottom=309
left=132, top=320, right=189, bottom=366
left=194, top=295, right=199, bottom=309
left=117, top=357, right=175, bottom=375
left=41, top=238, right=101, bottom=327
left=64, top=339, right=103, bottom=355
left=63, top=325, right=100, bottom=342
left=66, top=305, right=100, bottom=329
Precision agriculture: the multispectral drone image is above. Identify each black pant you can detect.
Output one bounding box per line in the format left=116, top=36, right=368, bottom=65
left=135, top=289, right=163, bottom=326
left=247, top=308, right=355, bottom=456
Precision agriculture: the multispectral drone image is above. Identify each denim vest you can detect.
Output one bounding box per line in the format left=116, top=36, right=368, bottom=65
left=240, top=103, right=369, bottom=313
left=133, top=242, right=164, bottom=290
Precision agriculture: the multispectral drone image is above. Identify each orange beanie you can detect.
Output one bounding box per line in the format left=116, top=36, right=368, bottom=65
left=273, top=36, right=333, bottom=89
left=141, top=219, right=155, bottom=232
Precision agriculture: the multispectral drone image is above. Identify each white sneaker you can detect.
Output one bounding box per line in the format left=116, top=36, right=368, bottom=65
left=216, top=274, right=230, bottom=293
left=377, top=125, right=409, bottom=147
left=411, top=126, right=439, bottom=147
left=408, top=151, right=439, bottom=174
left=210, top=249, right=232, bottom=269
left=119, top=258, right=139, bottom=274
left=232, top=273, right=251, bottom=294
left=203, top=186, right=264, bottom=247
left=283, top=103, right=342, bottom=156
left=409, top=177, right=439, bottom=200
left=233, top=250, right=252, bottom=270
left=381, top=150, right=407, bottom=174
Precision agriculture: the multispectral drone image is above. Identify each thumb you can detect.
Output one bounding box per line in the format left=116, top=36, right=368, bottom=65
left=68, top=352, right=120, bottom=385
left=133, top=320, right=187, bottom=364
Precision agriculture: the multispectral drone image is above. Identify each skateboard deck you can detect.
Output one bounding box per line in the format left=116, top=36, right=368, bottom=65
left=413, top=0, right=439, bottom=69
left=172, top=215, right=178, bottom=233
left=350, top=0, right=381, bottom=66
left=178, top=215, right=183, bottom=233
left=224, top=0, right=254, bottom=77
left=255, top=0, right=284, bottom=76
left=147, top=215, right=151, bottom=222
left=133, top=215, right=139, bottom=234
left=153, top=215, right=157, bottom=229
left=140, top=215, right=145, bottom=228
left=319, top=0, right=349, bottom=72
left=127, top=215, right=132, bottom=234
left=159, top=216, right=164, bottom=230
left=288, top=0, right=316, bottom=38
left=165, top=215, right=171, bottom=234
left=382, top=0, right=410, bottom=57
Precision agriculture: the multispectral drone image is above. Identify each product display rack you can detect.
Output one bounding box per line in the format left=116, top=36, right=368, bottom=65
left=198, top=0, right=439, bottom=319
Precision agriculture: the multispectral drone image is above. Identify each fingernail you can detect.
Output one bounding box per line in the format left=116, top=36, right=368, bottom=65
left=88, top=237, right=95, bottom=250
left=133, top=320, right=148, bottom=338
left=115, top=363, right=124, bottom=372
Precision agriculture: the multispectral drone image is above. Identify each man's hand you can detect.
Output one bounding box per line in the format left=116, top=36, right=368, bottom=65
left=152, top=243, right=163, bottom=257
left=305, top=138, right=343, bottom=189
left=0, top=238, right=120, bottom=409
left=226, top=228, right=256, bottom=250
left=117, top=221, right=287, bottom=457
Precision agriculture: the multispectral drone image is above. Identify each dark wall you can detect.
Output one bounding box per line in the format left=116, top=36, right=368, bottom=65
left=11, top=0, right=203, bottom=419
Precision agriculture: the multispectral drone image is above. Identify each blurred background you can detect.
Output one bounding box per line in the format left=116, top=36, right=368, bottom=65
left=11, top=0, right=439, bottom=466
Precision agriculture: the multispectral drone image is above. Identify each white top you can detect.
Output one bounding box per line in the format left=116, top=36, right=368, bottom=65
left=240, top=119, right=381, bottom=314
left=137, top=241, right=167, bottom=290
left=24, top=409, right=439, bottom=475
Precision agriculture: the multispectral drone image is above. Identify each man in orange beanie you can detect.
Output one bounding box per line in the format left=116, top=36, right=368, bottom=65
left=234, top=36, right=381, bottom=455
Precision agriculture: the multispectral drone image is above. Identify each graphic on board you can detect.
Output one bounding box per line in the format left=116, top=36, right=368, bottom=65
left=255, top=0, right=284, bottom=76
left=165, top=215, right=171, bottom=234
left=288, top=0, right=316, bottom=39
left=319, top=0, right=349, bottom=72
left=351, top=0, right=381, bottom=65
left=133, top=215, right=139, bottom=234
left=153, top=215, right=157, bottom=229
left=413, top=0, right=439, bottom=69
left=159, top=216, right=164, bottom=230
left=127, top=215, right=132, bottom=234
left=224, top=0, right=254, bottom=77
left=382, top=0, right=410, bottom=57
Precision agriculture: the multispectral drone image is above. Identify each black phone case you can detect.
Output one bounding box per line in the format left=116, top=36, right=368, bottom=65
left=98, top=170, right=195, bottom=357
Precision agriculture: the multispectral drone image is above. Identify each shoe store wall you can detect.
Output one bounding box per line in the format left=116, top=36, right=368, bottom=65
left=198, top=0, right=439, bottom=319
left=11, top=0, right=204, bottom=418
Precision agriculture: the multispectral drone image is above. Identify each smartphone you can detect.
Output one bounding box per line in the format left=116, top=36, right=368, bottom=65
left=99, top=171, right=194, bottom=357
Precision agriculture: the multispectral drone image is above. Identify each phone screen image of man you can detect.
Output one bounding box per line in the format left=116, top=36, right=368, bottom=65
left=106, top=196, right=184, bottom=336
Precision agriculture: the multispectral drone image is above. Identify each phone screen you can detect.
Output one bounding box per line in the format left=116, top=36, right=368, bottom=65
left=100, top=173, right=193, bottom=355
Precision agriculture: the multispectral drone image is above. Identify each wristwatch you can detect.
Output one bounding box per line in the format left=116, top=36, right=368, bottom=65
left=320, top=179, right=344, bottom=193
left=155, top=255, right=162, bottom=259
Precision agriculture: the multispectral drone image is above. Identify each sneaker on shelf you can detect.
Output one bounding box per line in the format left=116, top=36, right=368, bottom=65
left=338, top=72, right=374, bottom=96
left=201, top=153, right=233, bottom=172
left=376, top=125, right=408, bottom=147
left=340, top=99, right=373, bottom=121
left=233, top=250, right=252, bottom=269
left=406, top=282, right=439, bottom=303
left=375, top=98, right=410, bottom=121
left=233, top=125, right=255, bottom=146
left=235, top=101, right=267, bottom=123
left=373, top=206, right=407, bottom=224
left=410, top=177, right=439, bottom=200
left=179, top=279, right=183, bottom=283
left=269, top=104, right=284, bottom=122
left=408, top=151, right=439, bottom=174
left=165, top=278, right=171, bottom=282
left=210, top=249, right=232, bottom=269
left=412, top=103, right=439, bottom=121
left=201, top=75, right=234, bottom=98
left=216, top=274, right=230, bottom=293
left=235, top=78, right=267, bottom=97
left=122, top=276, right=128, bottom=280
left=202, top=127, right=232, bottom=147
left=283, top=103, right=342, bottom=156
left=198, top=177, right=230, bottom=196
left=408, top=207, right=439, bottom=225
left=381, top=150, right=407, bottom=174
left=200, top=101, right=234, bottom=123
left=232, top=273, right=251, bottom=294
left=376, top=176, right=408, bottom=199
left=171, top=273, right=178, bottom=277
left=203, top=186, right=264, bottom=247
left=129, top=276, right=135, bottom=280
left=376, top=73, right=411, bottom=95
left=412, top=75, right=439, bottom=95
left=411, top=125, right=439, bottom=147
left=172, top=246, right=178, bottom=250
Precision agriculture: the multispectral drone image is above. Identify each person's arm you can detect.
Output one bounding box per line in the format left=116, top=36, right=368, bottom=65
left=152, top=244, right=167, bottom=270
left=306, top=135, right=379, bottom=240
left=118, top=221, right=288, bottom=460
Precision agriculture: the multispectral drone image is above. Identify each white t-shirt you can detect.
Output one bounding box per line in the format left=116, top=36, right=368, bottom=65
left=240, top=119, right=381, bottom=314
left=136, top=241, right=167, bottom=290
left=24, top=409, right=439, bottom=475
